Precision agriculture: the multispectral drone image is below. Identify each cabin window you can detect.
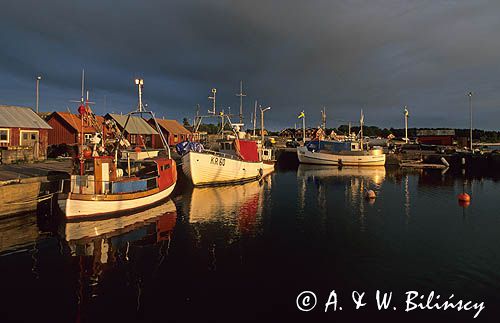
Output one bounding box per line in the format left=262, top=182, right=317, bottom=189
left=0, top=129, right=9, bottom=143
left=174, top=134, right=178, bottom=142
left=264, top=150, right=269, bottom=155
left=130, top=135, right=137, bottom=144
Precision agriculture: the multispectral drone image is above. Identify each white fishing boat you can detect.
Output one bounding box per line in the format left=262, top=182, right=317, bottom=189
left=180, top=87, right=275, bottom=186
left=58, top=77, right=177, bottom=220
left=297, top=140, right=386, bottom=166
left=297, top=109, right=386, bottom=166
left=181, top=133, right=275, bottom=185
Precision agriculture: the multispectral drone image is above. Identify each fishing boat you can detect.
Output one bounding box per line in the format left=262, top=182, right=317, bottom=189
left=180, top=124, right=275, bottom=185
left=297, top=110, right=386, bottom=166
left=297, top=139, right=386, bottom=166
left=58, top=77, right=177, bottom=220
left=179, top=87, right=274, bottom=186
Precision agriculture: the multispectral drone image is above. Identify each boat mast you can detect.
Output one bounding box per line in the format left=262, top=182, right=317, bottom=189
left=235, top=80, right=246, bottom=124
left=79, top=70, right=85, bottom=177
left=253, top=100, right=257, bottom=137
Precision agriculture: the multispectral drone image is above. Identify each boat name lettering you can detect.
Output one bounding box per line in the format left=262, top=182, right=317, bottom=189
left=210, top=156, right=226, bottom=166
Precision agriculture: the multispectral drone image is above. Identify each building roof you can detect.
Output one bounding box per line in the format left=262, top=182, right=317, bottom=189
left=0, top=105, right=52, bottom=129
left=106, top=113, right=158, bottom=135
left=152, top=118, right=192, bottom=135
left=416, top=129, right=455, bottom=136
left=49, top=111, right=105, bottom=133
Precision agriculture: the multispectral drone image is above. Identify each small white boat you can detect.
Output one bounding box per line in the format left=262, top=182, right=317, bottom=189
left=297, top=140, right=386, bottom=166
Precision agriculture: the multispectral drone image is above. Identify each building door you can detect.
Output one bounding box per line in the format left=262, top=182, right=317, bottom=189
left=21, top=131, right=39, bottom=159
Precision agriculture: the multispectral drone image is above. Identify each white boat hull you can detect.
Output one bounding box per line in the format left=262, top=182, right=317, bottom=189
left=182, top=151, right=274, bottom=186
left=297, top=146, right=386, bottom=166
left=58, top=183, right=176, bottom=219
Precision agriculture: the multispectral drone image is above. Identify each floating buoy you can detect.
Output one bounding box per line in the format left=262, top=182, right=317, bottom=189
left=457, top=193, right=471, bottom=202
left=366, top=190, right=376, bottom=199
left=134, top=146, right=142, bottom=153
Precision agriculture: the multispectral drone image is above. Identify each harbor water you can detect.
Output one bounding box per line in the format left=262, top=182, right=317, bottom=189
left=1, top=165, right=500, bottom=322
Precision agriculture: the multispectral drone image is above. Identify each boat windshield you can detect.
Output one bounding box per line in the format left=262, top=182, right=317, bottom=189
left=306, top=140, right=352, bottom=152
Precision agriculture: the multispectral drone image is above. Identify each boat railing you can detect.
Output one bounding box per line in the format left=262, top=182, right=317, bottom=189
left=60, top=175, right=159, bottom=195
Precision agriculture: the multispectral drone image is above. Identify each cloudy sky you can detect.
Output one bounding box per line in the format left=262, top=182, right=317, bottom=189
left=1, top=0, right=499, bottom=130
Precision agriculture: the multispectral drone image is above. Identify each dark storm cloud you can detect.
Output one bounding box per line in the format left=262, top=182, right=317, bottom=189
left=1, top=0, right=500, bottom=129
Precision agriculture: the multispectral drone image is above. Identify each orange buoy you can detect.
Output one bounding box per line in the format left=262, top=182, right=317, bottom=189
left=457, top=193, right=471, bottom=202
left=366, top=190, right=376, bottom=199
left=83, top=149, right=92, bottom=158
left=134, top=146, right=142, bottom=153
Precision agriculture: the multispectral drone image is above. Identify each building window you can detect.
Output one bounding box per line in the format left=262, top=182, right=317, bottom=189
left=0, top=129, right=9, bottom=143
left=84, top=133, right=93, bottom=143
left=174, top=134, right=178, bottom=142
left=130, top=134, right=137, bottom=144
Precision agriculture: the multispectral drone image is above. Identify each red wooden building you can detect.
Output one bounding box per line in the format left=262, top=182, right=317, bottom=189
left=46, top=111, right=106, bottom=145
left=0, top=105, right=52, bottom=162
left=416, top=129, right=455, bottom=146
left=148, top=118, right=193, bottom=147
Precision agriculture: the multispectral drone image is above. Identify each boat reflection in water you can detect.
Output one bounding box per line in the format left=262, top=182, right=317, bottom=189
left=297, top=165, right=386, bottom=228
left=63, top=199, right=177, bottom=244
left=61, top=200, right=177, bottom=321
left=184, top=176, right=271, bottom=237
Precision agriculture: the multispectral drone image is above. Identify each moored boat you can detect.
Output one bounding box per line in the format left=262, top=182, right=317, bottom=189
left=58, top=77, right=177, bottom=219
left=180, top=87, right=275, bottom=186
left=297, top=140, right=386, bottom=166
left=180, top=131, right=274, bottom=186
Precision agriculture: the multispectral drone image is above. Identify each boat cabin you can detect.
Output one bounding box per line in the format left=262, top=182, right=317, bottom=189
left=219, top=138, right=274, bottom=162
left=306, top=140, right=364, bottom=153
left=65, top=155, right=175, bottom=195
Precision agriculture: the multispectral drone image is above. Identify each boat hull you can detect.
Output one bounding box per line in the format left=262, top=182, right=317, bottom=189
left=58, top=182, right=176, bottom=220
left=297, top=146, right=386, bottom=166
left=182, top=151, right=274, bottom=186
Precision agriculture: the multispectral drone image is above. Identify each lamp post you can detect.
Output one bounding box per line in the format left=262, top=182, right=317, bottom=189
left=35, top=75, right=42, bottom=113
left=468, top=92, right=473, bottom=151
left=260, top=106, right=271, bottom=145
left=135, top=78, right=144, bottom=111
left=404, top=106, right=409, bottom=144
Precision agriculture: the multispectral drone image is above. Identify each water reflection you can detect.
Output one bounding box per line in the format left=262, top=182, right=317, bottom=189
left=0, top=213, right=39, bottom=255
left=183, top=178, right=270, bottom=236
left=296, top=165, right=387, bottom=231
left=61, top=200, right=177, bottom=321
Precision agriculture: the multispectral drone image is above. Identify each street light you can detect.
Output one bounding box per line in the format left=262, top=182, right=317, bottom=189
left=35, top=75, right=42, bottom=113
left=260, top=106, right=271, bottom=145
left=468, top=92, right=473, bottom=151
left=135, top=78, right=144, bottom=111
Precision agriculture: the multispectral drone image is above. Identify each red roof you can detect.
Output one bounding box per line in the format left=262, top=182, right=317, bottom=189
left=51, top=111, right=104, bottom=133
left=151, top=118, right=192, bottom=135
